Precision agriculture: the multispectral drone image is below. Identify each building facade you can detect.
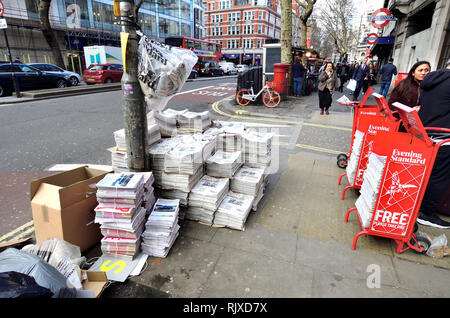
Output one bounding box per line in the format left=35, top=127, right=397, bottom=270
left=370, top=0, right=450, bottom=72
left=203, top=0, right=283, bottom=66
left=0, top=0, right=204, bottom=73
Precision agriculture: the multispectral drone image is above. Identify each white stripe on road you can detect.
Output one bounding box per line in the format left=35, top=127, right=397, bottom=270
left=174, top=86, right=215, bottom=96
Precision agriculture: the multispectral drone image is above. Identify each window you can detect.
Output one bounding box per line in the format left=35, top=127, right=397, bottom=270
left=406, top=1, right=436, bottom=37
left=0, top=64, right=11, bottom=72
left=46, top=65, right=63, bottom=72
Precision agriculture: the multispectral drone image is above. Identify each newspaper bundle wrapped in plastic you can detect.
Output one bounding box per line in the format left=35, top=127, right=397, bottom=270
left=206, top=150, right=243, bottom=178
left=141, top=199, right=180, bottom=258
left=113, top=123, right=161, bottom=151
left=176, top=110, right=212, bottom=134
left=355, top=153, right=387, bottom=228
left=192, top=132, right=217, bottom=161
left=148, top=136, right=183, bottom=176
left=100, top=236, right=141, bottom=261
left=137, top=32, right=197, bottom=112
left=241, top=130, right=273, bottom=168
left=186, top=176, right=229, bottom=224
left=213, top=191, right=254, bottom=231
left=153, top=109, right=186, bottom=137
left=231, top=166, right=265, bottom=196
left=164, top=141, right=204, bottom=175
left=346, top=130, right=365, bottom=184
left=215, top=121, right=246, bottom=152
left=159, top=165, right=203, bottom=192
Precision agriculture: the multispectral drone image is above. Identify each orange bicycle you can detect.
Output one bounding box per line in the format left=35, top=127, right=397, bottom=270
left=236, top=80, right=281, bottom=108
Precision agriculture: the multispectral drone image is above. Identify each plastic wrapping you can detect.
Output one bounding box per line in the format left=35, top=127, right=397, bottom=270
left=0, top=248, right=76, bottom=298
left=137, top=31, right=198, bottom=111
left=0, top=271, right=53, bottom=298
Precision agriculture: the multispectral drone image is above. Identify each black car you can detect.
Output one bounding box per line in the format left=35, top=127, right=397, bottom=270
left=0, top=63, right=71, bottom=97
left=198, top=61, right=224, bottom=77
left=188, top=68, right=198, bottom=79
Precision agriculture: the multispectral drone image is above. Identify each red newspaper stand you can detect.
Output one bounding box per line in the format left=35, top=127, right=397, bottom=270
left=345, top=102, right=450, bottom=254
left=338, top=92, right=400, bottom=199
left=336, top=87, right=377, bottom=168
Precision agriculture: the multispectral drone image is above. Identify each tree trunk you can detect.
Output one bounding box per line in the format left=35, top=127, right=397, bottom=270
left=38, top=0, right=65, bottom=68
left=280, top=0, right=292, bottom=64
left=300, top=20, right=307, bottom=48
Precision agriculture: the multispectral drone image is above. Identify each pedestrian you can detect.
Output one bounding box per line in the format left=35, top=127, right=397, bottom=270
left=362, top=61, right=377, bottom=94
left=416, top=59, right=450, bottom=228
left=351, top=58, right=370, bottom=101
left=13, top=56, right=21, bottom=63
left=292, top=58, right=306, bottom=96
left=318, top=61, right=339, bottom=115
left=338, top=62, right=349, bottom=93
left=378, top=57, right=398, bottom=98
left=388, top=60, right=431, bottom=111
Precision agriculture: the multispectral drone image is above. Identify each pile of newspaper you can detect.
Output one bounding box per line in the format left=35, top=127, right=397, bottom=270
left=346, top=130, right=365, bottom=185
left=231, top=166, right=265, bottom=196
left=164, top=141, right=204, bottom=175
left=186, top=175, right=229, bottom=224
left=149, top=137, right=184, bottom=184
left=241, top=130, right=273, bottom=170
left=355, top=153, right=387, bottom=228
left=216, top=121, right=246, bottom=152
left=206, top=150, right=242, bottom=178
left=213, top=191, right=254, bottom=231
left=95, top=173, right=148, bottom=260
left=153, top=108, right=183, bottom=137
left=141, top=199, right=180, bottom=258
left=154, top=109, right=212, bottom=136
left=109, top=121, right=162, bottom=172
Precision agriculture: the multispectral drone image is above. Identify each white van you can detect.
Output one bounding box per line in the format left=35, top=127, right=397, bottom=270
left=218, top=61, right=238, bottom=75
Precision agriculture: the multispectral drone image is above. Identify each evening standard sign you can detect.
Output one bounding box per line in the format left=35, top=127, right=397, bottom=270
left=0, top=18, right=7, bottom=29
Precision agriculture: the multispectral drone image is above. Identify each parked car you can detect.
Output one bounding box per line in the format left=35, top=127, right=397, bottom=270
left=188, top=68, right=198, bottom=79
left=0, top=63, right=70, bottom=97
left=83, top=63, right=123, bottom=84
left=236, top=64, right=249, bottom=73
left=28, top=63, right=82, bottom=86
left=198, top=61, right=224, bottom=77
left=218, top=61, right=237, bottom=75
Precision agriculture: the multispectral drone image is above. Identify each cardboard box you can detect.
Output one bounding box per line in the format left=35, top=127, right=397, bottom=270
left=81, top=270, right=108, bottom=298
left=30, top=166, right=112, bottom=252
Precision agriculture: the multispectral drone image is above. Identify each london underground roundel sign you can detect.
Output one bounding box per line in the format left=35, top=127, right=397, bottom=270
left=369, top=8, right=394, bottom=28
left=366, top=33, right=378, bottom=45
left=0, top=0, right=4, bottom=17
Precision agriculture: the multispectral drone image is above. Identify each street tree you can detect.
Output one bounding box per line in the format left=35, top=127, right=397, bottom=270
left=280, top=0, right=292, bottom=64
left=318, top=0, right=357, bottom=61
left=295, top=0, right=317, bottom=48
left=38, top=0, right=65, bottom=68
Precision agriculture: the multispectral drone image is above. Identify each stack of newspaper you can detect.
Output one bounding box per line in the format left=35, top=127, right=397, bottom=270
left=231, top=166, right=265, bottom=197
left=216, top=121, right=246, bottom=152
left=159, top=166, right=203, bottom=192
left=154, top=109, right=185, bottom=137
left=206, top=150, right=242, bottom=178
left=95, top=173, right=147, bottom=259
left=148, top=137, right=183, bottom=184
left=213, top=191, right=254, bottom=231
left=141, top=199, right=180, bottom=258
left=186, top=176, right=229, bottom=224
left=155, top=188, right=189, bottom=208
left=241, top=130, right=273, bottom=168
left=176, top=110, right=211, bottom=134
left=164, top=141, right=204, bottom=175
left=346, top=130, right=365, bottom=185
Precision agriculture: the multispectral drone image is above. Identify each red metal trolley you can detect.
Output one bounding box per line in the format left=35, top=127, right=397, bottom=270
left=337, top=93, right=400, bottom=199
left=345, top=102, right=450, bottom=254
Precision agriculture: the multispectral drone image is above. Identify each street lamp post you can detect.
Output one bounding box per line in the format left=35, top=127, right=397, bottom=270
left=118, top=0, right=148, bottom=172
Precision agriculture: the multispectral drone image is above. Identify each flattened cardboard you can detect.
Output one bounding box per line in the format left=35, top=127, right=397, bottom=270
left=30, top=166, right=112, bottom=252
left=81, top=270, right=108, bottom=298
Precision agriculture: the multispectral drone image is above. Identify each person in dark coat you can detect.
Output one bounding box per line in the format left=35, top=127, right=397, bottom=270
left=416, top=59, right=450, bottom=228
left=338, top=62, right=349, bottom=92
left=351, top=58, right=370, bottom=101
left=388, top=61, right=430, bottom=110
left=362, top=61, right=376, bottom=94
left=378, top=57, right=398, bottom=97
left=292, top=58, right=306, bottom=96
left=317, top=62, right=339, bottom=115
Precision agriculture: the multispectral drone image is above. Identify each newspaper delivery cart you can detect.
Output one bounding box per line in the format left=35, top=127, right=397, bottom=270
left=336, top=87, right=378, bottom=168
left=345, top=102, right=450, bottom=254
left=338, top=92, right=400, bottom=199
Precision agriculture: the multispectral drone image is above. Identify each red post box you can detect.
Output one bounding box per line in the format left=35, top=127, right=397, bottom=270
left=272, top=63, right=290, bottom=99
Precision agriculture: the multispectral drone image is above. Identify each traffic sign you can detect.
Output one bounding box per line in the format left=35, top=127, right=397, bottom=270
left=0, top=0, right=4, bottom=17
left=0, top=18, right=7, bottom=29
left=366, top=33, right=378, bottom=45
left=369, top=8, right=395, bottom=28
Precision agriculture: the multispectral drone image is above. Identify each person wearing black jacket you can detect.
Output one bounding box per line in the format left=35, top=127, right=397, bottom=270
left=351, top=58, right=370, bottom=101
left=416, top=60, right=450, bottom=228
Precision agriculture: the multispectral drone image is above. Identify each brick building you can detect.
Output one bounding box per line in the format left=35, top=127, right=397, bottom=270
left=202, top=0, right=282, bottom=66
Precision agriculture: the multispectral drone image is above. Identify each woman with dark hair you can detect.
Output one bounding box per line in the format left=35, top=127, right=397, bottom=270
left=388, top=61, right=431, bottom=110
left=362, top=61, right=377, bottom=94
left=318, top=62, right=339, bottom=115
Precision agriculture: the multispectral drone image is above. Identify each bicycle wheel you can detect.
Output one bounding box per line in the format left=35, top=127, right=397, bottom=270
left=263, top=90, right=280, bottom=108
left=236, top=89, right=251, bottom=106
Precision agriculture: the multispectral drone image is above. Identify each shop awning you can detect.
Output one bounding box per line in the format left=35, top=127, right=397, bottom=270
left=370, top=36, right=395, bottom=56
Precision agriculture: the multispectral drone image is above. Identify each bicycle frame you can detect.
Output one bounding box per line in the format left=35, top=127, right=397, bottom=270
left=242, top=85, right=270, bottom=102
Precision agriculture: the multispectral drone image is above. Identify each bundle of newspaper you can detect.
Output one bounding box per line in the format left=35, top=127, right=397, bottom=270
left=159, top=165, right=204, bottom=192
left=153, top=108, right=185, bottom=137
left=191, top=132, right=217, bottom=161
left=108, top=147, right=128, bottom=173
left=141, top=199, right=180, bottom=258
left=148, top=136, right=184, bottom=183
left=213, top=191, right=254, bottom=231
left=206, top=150, right=242, bottom=178
left=186, top=176, right=229, bottom=224
left=113, top=123, right=162, bottom=151
left=164, top=141, right=204, bottom=175
left=155, top=188, right=189, bottom=208
left=216, top=121, right=246, bottom=152
left=95, top=173, right=147, bottom=259
left=241, top=130, right=273, bottom=168
left=176, top=110, right=211, bottom=134
left=346, top=130, right=365, bottom=185
left=231, top=165, right=265, bottom=197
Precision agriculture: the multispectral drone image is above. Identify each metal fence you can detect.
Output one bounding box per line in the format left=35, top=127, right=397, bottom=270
left=235, top=66, right=263, bottom=104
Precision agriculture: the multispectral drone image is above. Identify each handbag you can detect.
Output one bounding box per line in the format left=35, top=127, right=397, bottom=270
left=346, top=79, right=356, bottom=91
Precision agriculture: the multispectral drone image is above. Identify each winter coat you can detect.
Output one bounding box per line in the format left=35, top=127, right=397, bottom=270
left=318, top=70, right=339, bottom=92
left=379, top=63, right=398, bottom=82
left=418, top=69, right=450, bottom=129
left=388, top=78, right=421, bottom=108
left=352, top=64, right=371, bottom=82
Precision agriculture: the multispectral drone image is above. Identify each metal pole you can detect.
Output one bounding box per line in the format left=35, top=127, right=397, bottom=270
left=3, top=29, right=20, bottom=97
left=119, top=0, right=148, bottom=171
